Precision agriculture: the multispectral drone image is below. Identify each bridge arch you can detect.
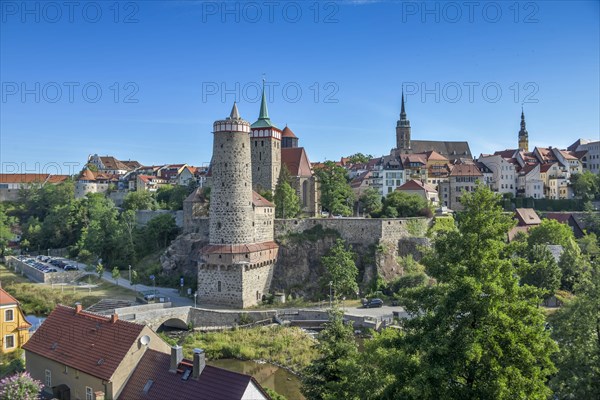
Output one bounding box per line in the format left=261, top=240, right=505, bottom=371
left=158, top=317, right=189, bottom=331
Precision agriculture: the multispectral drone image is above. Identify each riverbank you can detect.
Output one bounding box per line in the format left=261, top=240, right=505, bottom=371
left=181, top=325, right=318, bottom=375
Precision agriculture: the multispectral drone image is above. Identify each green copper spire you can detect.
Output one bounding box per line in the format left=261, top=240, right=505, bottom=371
left=251, top=80, right=277, bottom=129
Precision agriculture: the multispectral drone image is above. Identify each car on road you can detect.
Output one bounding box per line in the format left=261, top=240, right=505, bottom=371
left=363, top=298, right=384, bottom=308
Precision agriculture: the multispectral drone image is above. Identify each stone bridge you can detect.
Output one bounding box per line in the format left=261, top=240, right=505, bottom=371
left=115, top=303, right=191, bottom=331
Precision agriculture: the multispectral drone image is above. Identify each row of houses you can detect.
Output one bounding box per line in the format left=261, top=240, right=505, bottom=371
left=75, top=155, right=209, bottom=199
left=339, top=102, right=597, bottom=211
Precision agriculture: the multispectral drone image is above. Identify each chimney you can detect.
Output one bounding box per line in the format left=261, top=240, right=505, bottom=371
left=169, top=345, right=183, bottom=373
left=192, top=348, right=205, bottom=379
left=110, top=313, right=119, bottom=323
left=75, top=303, right=82, bottom=314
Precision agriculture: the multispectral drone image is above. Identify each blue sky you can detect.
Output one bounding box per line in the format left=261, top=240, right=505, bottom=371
left=1, top=0, right=599, bottom=174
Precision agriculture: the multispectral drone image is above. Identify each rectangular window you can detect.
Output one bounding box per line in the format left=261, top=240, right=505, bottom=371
left=217, top=281, right=221, bottom=292
left=86, top=387, right=93, bottom=400
left=45, top=369, right=51, bottom=388
left=5, top=309, right=14, bottom=322
left=5, top=335, right=15, bottom=349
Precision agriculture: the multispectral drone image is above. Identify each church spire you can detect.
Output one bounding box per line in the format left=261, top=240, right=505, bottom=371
left=518, top=107, right=529, bottom=152
left=400, top=89, right=406, bottom=120
left=251, top=79, right=275, bottom=128
left=258, top=79, right=269, bottom=121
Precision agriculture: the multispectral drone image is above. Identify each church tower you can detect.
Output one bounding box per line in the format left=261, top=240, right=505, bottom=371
left=250, top=82, right=282, bottom=194
left=518, top=108, right=529, bottom=152
left=198, top=103, right=279, bottom=308
left=396, top=91, right=411, bottom=152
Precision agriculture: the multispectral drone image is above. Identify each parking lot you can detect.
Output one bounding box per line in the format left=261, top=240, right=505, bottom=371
left=16, top=255, right=81, bottom=274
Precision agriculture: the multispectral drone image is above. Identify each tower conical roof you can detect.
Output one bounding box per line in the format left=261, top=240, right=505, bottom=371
left=281, top=125, right=297, bottom=138
left=251, top=81, right=277, bottom=129
left=400, top=90, right=406, bottom=119
left=229, top=102, right=240, bottom=120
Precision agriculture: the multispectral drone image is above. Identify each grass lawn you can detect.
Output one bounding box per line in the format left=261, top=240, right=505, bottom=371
left=182, top=325, right=319, bottom=374
left=0, top=264, right=138, bottom=316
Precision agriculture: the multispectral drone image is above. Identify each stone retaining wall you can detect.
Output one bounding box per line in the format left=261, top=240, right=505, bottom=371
left=6, top=257, right=83, bottom=284
left=136, top=210, right=184, bottom=228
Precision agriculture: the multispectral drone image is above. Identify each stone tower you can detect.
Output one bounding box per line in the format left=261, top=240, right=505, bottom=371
left=208, top=102, right=254, bottom=244
left=250, top=82, right=282, bottom=194
left=198, top=103, right=279, bottom=308
left=396, top=91, right=411, bottom=152
left=518, top=108, right=529, bottom=152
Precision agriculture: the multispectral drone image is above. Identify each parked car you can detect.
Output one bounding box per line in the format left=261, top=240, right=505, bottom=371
left=364, top=298, right=384, bottom=308
left=64, top=265, right=79, bottom=271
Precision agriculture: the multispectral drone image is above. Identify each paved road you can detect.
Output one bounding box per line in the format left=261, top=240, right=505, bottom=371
left=343, top=305, right=410, bottom=319
left=98, top=270, right=195, bottom=307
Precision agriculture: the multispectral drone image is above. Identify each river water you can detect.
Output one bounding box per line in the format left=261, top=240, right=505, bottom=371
left=209, top=359, right=305, bottom=400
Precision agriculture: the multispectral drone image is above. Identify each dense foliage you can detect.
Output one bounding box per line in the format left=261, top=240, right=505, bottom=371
left=273, top=166, right=301, bottom=218
left=320, top=238, right=359, bottom=298
left=314, top=161, right=355, bottom=217
left=0, top=371, right=43, bottom=400
left=12, top=182, right=180, bottom=268
left=378, top=191, right=432, bottom=218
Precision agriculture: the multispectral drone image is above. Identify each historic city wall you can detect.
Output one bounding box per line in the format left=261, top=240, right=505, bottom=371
left=135, top=210, right=184, bottom=228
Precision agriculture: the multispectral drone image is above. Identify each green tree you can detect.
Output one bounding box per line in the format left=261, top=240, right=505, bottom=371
left=156, top=185, right=189, bottom=210
left=528, top=219, right=574, bottom=248
left=122, top=190, right=157, bottom=211
left=549, top=260, right=600, bottom=399
left=0, top=205, right=15, bottom=257
left=570, top=171, right=600, bottom=201
left=274, top=166, right=301, bottom=218
left=96, top=262, right=104, bottom=280
left=559, top=238, right=590, bottom=292
left=314, top=161, right=355, bottom=217
left=130, top=269, right=139, bottom=289
left=358, top=188, right=382, bottom=216
left=346, top=153, right=373, bottom=164
left=381, top=191, right=431, bottom=218
left=144, top=214, right=179, bottom=250
left=321, top=239, right=359, bottom=298
left=377, top=186, right=557, bottom=399
left=301, top=308, right=358, bottom=400
left=520, top=244, right=562, bottom=298
left=112, top=266, right=121, bottom=285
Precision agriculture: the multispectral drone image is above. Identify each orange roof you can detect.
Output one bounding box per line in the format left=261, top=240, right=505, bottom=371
left=252, top=191, right=274, bottom=208
left=0, top=287, right=19, bottom=305
left=281, top=126, right=297, bottom=138
left=80, top=169, right=96, bottom=181
left=425, top=150, right=448, bottom=161
left=202, top=241, right=279, bottom=255
left=397, top=179, right=437, bottom=193
left=23, top=305, right=145, bottom=381
left=282, top=147, right=313, bottom=177
left=403, top=154, right=427, bottom=165
left=0, top=174, right=69, bottom=184
left=449, top=163, right=483, bottom=177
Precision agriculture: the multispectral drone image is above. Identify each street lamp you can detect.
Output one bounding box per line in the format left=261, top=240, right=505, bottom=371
left=128, top=265, right=131, bottom=284
left=194, top=292, right=198, bottom=308
left=329, top=281, right=333, bottom=309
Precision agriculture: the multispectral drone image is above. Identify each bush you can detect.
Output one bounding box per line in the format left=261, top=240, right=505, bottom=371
left=0, top=371, right=43, bottom=400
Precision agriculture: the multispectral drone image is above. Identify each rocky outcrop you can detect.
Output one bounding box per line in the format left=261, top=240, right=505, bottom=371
left=161, top=220, right=432, bottom=300
left=160, top=233, right=207, bottom=276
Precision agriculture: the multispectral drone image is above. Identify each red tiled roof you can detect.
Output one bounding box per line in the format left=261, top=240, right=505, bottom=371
left=403, top=154, right=427, bottom=165
left=281, top=126, right=297, bottom=138
left=0, top=174, right=69, bottom=184
left=119, top=349, right=270, bottom=400
left=449, top=163, right=483, bottom=177
left=544, top=213, right=573, bottom=224
left=397, top=179, right=437, bottom=193
left=252, top=191, right=274, bottom=208
left=23, top=305, right=145, bottom=381
left=540, top=163, right=555, bottom=173
left=494, top=149, right=518, bottom=159
left=202, top=241, right=279, bottom=255
left=425, top=150, right=448, bottom=161
left=515, top=208, right=541, bottom=226
left=282, top=147, right=312, bottom=177
left=0, top=287, right=19, bottom=305
left=99, top=156, right=131, bottom=171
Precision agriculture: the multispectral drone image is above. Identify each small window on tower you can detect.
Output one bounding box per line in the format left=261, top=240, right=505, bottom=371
left=261, top=140, right=264, bottom=147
